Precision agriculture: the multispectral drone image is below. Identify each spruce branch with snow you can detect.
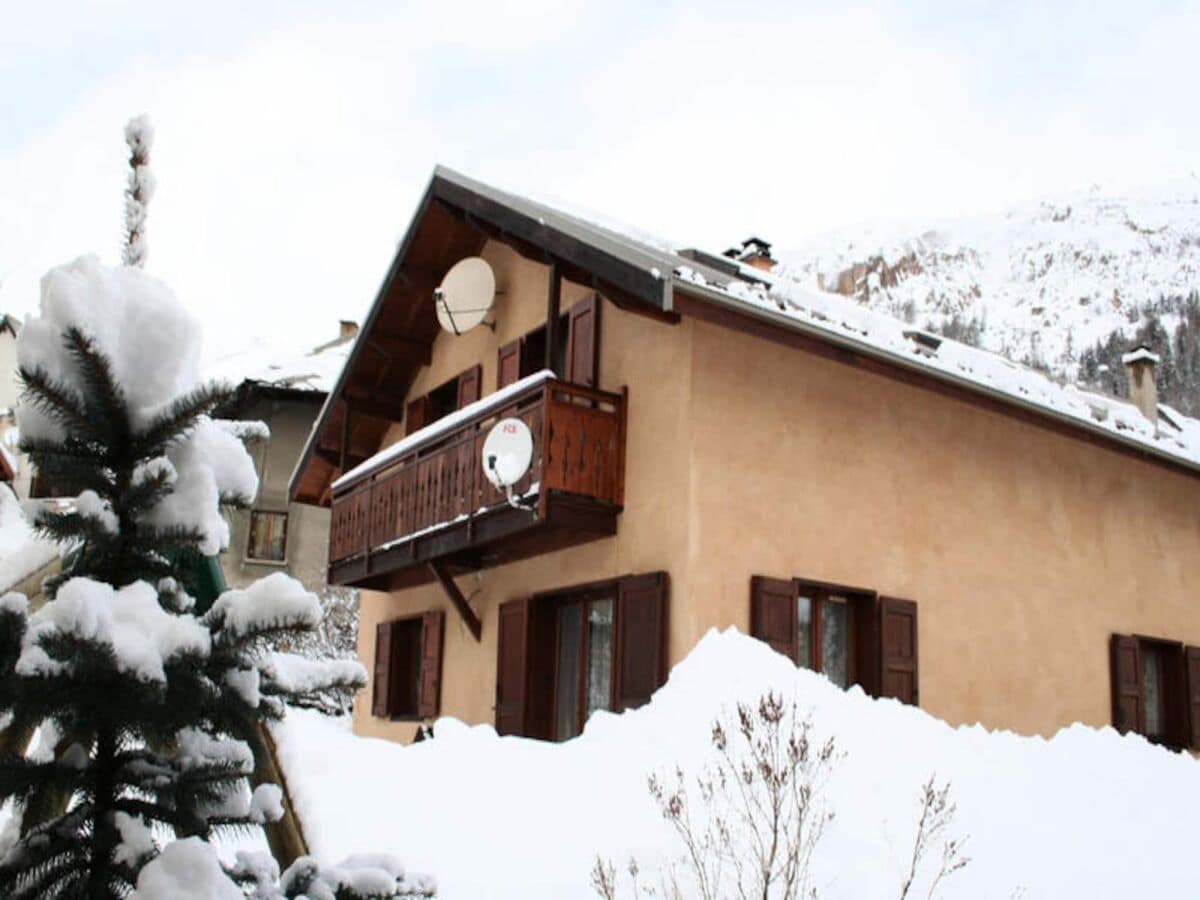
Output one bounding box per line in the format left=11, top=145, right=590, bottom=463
left=0, top=256, right=371, bottom=898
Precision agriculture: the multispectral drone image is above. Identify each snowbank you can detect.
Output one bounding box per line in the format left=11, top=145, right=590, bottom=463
left=273, top=628, right=1200, bottom=898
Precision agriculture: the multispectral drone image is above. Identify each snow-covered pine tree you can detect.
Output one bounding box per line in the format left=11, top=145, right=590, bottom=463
left=0, top=116, right=416, bottom=897
left=0, top=257, right=371, bottom=899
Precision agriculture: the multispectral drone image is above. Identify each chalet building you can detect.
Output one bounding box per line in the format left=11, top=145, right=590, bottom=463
left=290, top=167, right=1200, bottom=750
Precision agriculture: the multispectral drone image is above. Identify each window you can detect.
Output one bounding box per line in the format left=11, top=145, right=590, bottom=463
left=1110, top=634, right=1200, bottom=749
left=372, top=611, right=445, bottom=721
left=246, top=510, right=288, bottom=562
left=553, top=589, right=615, bottom=741
left=793, top=585, right=855, bottom=688
left=495, top=572, right=668, bottom=740
left=751, top=576, right=919, bottom=705
left=496, top=293, right=600, bottom=389
left=405, top=365, right=482, bottom=436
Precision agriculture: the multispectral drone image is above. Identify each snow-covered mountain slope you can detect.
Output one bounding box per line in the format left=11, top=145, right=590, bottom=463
left=776, top=178, right=1200, bottom=384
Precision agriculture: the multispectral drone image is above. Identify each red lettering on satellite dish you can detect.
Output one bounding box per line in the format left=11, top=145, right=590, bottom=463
left=503, top=423, right=518, bottom=434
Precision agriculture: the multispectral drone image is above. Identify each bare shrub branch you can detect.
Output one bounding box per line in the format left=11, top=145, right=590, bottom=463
left=898, top=775, right=970, bottom=900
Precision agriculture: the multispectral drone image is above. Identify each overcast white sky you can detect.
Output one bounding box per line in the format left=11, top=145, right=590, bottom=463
left=2, top=0, right=1198, bottom=362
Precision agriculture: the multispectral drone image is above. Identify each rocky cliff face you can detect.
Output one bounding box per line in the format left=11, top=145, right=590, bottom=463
left=778, top=178, right=1200, bottom=411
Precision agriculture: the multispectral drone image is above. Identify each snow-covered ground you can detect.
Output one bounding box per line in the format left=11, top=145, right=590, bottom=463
left=272, top=629, right=1199, bottom=898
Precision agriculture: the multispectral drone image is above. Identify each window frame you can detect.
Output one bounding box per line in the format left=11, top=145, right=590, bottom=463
left=373, top=611, right=444, bottom=722
left=549, top=585, right=617, bottom=742
left=1113, top=632, right=1192, bottom=750
left=494, top=571, right=668, bottom=741
left=405, top=364, right=484, bottom=435
left=750, top=575, right=918, bottom=705
left=795, top=585, right=859, bottom=688
left=386, top=615, right=424, bottom=721
left=245, top=508, right=289, bottom=565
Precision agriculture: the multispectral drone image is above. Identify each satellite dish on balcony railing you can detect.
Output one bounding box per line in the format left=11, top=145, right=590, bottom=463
left=482, top=418, right=533, bottom=490
left=435, top=257, right=496, bottom=335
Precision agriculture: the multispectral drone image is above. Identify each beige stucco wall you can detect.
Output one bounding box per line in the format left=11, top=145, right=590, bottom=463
left=683, top=317, right=1200, bottom=738
left=353, top=241, right=1200, bottom=744
left=223, top=393, right=332, bottom=594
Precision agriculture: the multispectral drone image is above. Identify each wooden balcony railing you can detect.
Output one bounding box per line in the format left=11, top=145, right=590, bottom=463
left=328, top=378, right=626, bottom=577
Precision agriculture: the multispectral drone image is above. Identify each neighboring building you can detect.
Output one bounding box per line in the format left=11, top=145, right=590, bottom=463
left=0, top=314, right=31, bottom=498
left=290, top=167, right=1200, bottom=751
left=209, top=325, right=357, bottom=593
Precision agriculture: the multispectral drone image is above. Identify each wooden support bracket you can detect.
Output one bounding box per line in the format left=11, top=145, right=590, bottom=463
left=429, top=560, right=483, bottom=642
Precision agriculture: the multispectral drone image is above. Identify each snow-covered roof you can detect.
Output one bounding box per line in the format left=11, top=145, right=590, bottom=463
left=443, top=167, right=1200, bottom=473
left=206, top=332, right=356, bottom=394
left=1121, top=347, right=1161, bottom=366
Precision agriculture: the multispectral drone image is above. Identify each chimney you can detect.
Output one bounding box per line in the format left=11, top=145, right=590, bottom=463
left=1122, top=345, right=1159, bottom=426
left=338, top=320, right=360, bottom=342
left=725, top=237, right=775, bottom=272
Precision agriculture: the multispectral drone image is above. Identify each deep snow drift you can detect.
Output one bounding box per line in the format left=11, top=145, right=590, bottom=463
left=273, top=628, right=1199, bottom=898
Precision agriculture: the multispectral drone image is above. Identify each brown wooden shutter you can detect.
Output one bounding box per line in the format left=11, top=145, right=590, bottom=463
left=495, top=598, right=531, bottom=736
left=372, top=621, right=394, bottom=717
left=612, top=572, right=669, bottom=712
left=1184, top=645, right=1200, bottom=749
left=1109, top=634, right=1143, bottom=735
left=497, top=339, right=522, bottom=389
left=416, top=610, right=445, bottom=719
left=564, top=293, right=600, bottom=388
left=879, top=597, right=918, bottom=706
left=456, top=364, right=482, bottom=409
left=405, top=396, right=430, bottom=436
left=750, top=576, right=797, bottom=661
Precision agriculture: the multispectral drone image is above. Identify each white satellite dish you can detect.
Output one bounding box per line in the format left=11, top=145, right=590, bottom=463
left=482, top=418, right=533, bottom=491
left=435, top=257, right=496, bottom=335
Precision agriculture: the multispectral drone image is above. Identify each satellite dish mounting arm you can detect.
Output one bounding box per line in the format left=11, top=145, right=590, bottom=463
left=487, top=453, right=536, bottom=511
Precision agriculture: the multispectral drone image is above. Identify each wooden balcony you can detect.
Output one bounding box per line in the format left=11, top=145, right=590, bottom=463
left=328, top=378, right=626, bottom=590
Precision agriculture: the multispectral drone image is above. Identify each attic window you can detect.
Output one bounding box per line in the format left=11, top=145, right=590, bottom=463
left=903, top=330, right=943, bottom=356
